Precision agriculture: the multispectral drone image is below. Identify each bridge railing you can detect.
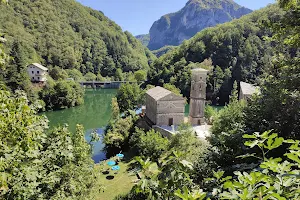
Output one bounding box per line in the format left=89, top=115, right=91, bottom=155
left=79, top=81, right=144, bottom=84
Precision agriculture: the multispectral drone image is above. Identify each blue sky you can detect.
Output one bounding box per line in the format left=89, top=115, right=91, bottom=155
left=77, top=0, right=276, bottom=36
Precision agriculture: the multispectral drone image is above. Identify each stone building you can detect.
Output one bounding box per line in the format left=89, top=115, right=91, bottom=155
left=27, top=63, right=48, bottom=82
left=239, top=82, right=259, bottom=101
left=189, top=68, right=209, bottom=125
left=145, top=86, right=185, bottom=126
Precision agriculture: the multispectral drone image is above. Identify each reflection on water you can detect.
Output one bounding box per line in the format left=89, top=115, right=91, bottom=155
left=41, top=89, right=118, bottom=163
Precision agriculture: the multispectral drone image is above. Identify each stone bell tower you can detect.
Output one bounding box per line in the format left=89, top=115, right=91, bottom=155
left=189, top=68, right=208, bottom=125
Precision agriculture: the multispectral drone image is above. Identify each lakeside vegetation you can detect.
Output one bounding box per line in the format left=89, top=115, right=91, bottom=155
left=0, top=0, right=154, bottom=111
left=0, top=0, right=299, bottom=200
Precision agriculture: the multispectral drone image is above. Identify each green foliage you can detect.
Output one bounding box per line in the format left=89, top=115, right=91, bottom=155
left=130, top=128, right=170, bottom=160
left=84, top=72, right=97, bottom=81
left=0, top=34, right=8, bottom=70
left=134, top=70, right=147, bottom=82
left=0, top=0, right=152, bottom=88
left=204, top=106, right=217, bottom=124
left=0, top=89, right=102, bottom=199
left=111, top=97, right=120, bottom=120
left=209, top=97, right=246, bottom=168
left=66, top=68, right=84, bottom=81
left=122, top=132, right=300, bottom=200
left=104, top=113, right=138, bottom=150
left=229, top=81, right=238, bottom=103
left=39, top=79, right=84, bottom=110
left=49, top=66, right=68, bottom=80
left=152, top=45, right=176, bottom=57
left=115, top=68, right=124, bottom=81
left=116, top=83, right=144, bottom=112
left=163, top=83, right=182, bottom=96
left=170, top=124, right=209, bottom=162
left=125, top=151, right=196, bottom=200
left=2, top=40, right=34, bottom=98
left=270, top=0, right=300, bottom=47
left=149, top=5, right=283, bottom=104
left=207, top=131, right=300, bottom=199
left=245, top=0, right=300, bottom=140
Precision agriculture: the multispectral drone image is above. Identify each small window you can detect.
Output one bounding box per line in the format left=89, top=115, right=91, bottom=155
left=32, top=71, right=34, bottom=74
left=32, top=77, right=34, bottom=80
left=37, top=71, right=39, bottom=74
left=168, top=118, right=173, bottom=126
left=38, top=77, right=40, bottom=80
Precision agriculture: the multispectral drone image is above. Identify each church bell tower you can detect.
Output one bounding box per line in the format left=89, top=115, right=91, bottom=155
left=189, top=68, right=208, bottom=125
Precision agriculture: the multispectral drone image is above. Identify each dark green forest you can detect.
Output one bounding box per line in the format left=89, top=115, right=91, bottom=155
left=0, top=0, right=156, bottom=110
left=149, top=4, right=283, bottom=105
left=0, top=0, right=154, bottom=76
left=152, top=45, right=176, bottom=57
left=1, top=0, right=300, bottom=199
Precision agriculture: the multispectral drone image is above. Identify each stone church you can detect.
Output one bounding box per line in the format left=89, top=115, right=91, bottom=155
left=145, top=86, right=185, bottom=126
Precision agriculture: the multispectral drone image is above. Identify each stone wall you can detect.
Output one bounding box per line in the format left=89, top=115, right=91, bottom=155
left=145, top=94, right=157, bottom=124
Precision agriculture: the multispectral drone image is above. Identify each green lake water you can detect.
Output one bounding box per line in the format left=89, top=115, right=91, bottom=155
left=42, top=89, right=223, bottom=163
left=41, top=88, right=118, bottom=163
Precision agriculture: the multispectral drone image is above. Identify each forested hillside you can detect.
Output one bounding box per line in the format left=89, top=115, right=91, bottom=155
left=148, top=0, right=252, bottom=50
left=149, top=4, right=283, bottom=104
left=0, top=0, right=154, bottom=77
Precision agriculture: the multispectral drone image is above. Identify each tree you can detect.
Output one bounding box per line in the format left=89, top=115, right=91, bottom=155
left=271, top=0, right=300, bottom=47
left=66, top=68, right=84, bottom=81
left=229, top=81, right=238, bottom=103
left=169, top=124, right=209, bottom=162
left=115, top=68, right=124, bottom=81
left=130, top=128, right=170, bottom=160
left=204, top=106, right=217, bottom=124
left=121, top=132, right=300, bottom=200
left=111, top=97, right=120, bottom=120
left=163, top=83, right=182, bottom=96
left=39, top=79, right=84, bottom=110
left=49, top=66, right=68, bottom=80
left=134, top=70, right=147, bottom=82
left=0, top=89, right=102, bottom=199
left=209, top=92, right=246, bottom=169
left=245, top=0, right=300, bottom=140
left=0, top=34, right=8, bottom=70
left=124, top=151, right=195, bottom=200
left=104, top=112, right=138, bottom=151
left=148, top=5, right=283, bottom=104
left=116, top=83, right=144, bottom=112
left=84, top=72, right=97, bottom=81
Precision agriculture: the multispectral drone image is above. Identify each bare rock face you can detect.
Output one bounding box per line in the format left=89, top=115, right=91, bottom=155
left=148, top=0, right=252, bottom=50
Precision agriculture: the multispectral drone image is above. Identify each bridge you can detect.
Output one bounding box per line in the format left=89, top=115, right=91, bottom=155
left=78, top=81, right=144, bottom=88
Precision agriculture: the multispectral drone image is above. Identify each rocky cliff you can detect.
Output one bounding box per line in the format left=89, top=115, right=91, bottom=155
left=148, top=0, right=252, bottom=50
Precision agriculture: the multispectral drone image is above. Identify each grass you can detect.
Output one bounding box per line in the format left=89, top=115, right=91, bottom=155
left=96, top=158, right=137, bottom=200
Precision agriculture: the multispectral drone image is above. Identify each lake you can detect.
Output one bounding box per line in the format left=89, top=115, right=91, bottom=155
left=42, top=89, right=223, bottom=163
left=41, top=88, right=118, bottom=163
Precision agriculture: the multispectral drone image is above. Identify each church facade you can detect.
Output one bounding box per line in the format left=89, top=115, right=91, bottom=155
left=145, top=86, right=185, bottom=126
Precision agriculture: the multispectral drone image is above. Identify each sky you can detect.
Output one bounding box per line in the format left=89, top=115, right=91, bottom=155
left=77, top=0, right=276, bottom=36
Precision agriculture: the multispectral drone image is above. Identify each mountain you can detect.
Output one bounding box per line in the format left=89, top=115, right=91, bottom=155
left=136, top=34, right=150, bottom=46
left=148, top=4, right=283, bottom=104
left=0, top=0, right=154, bottom=78
left=148, top=0, right=252, bottom=50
